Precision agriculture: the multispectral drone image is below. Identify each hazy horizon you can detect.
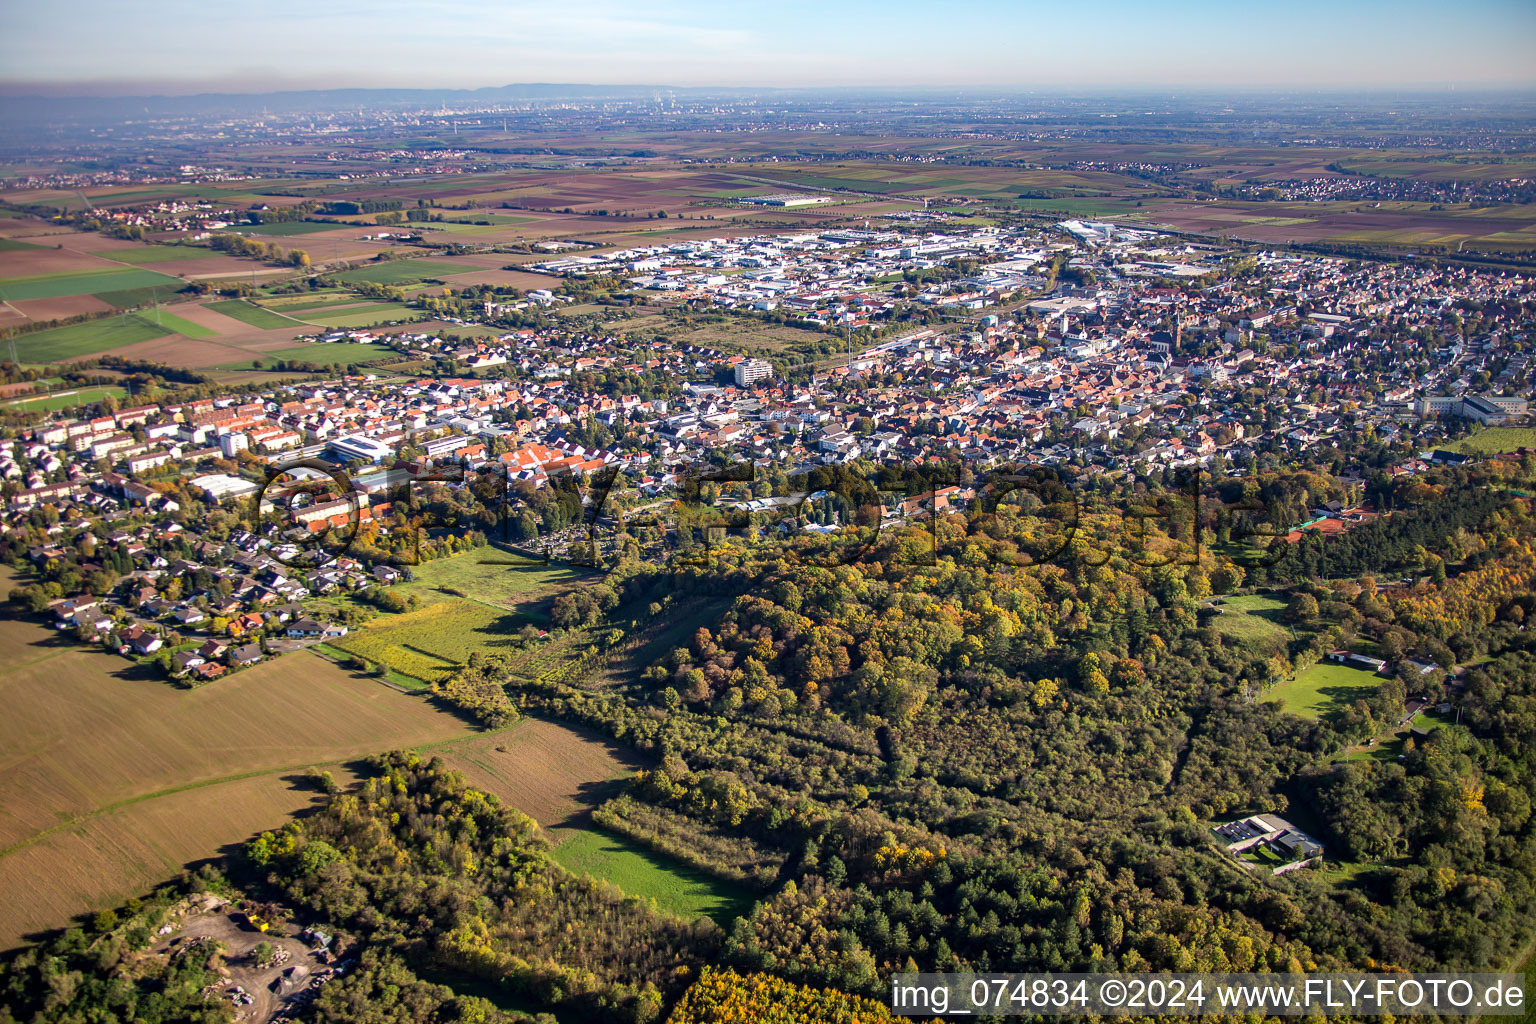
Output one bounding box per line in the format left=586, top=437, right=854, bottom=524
left=4, top=0, right=1534, bottom=97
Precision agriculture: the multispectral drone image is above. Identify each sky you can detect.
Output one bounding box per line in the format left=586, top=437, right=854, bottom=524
left=3, top=0, right=1534, bottom=95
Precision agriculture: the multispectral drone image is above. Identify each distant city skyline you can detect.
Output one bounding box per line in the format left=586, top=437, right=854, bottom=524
left=4, top=0, right=1535, bottom=96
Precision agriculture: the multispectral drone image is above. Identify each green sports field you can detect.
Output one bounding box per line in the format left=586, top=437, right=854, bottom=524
left=8, top=315, right=171, bottom=363
left=0, top=268, right=183, bottom=302
left=0, top=385, right=128, bottom=412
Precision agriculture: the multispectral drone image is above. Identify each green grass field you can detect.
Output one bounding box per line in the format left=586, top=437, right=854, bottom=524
left=329, top=260, right=469, bottom=286
left=400, top=551, right=591, bottom=616
left=1265, top=661, right=1382, bottom=721
left=1446, top=427, right=1536, bottom=455
left=220, top=221, right=345, bottom=236
left=91, top=245, right=205, bottom=265
left=0, top=385, right=127, bottom=412
left=240, top=342, right=397, bottom=367
left=92, top=286, right=175, bottom=309
left=551, top=827, right=752, bottom=924
left=142, top=309, right=217, bottom=338
left=0, top=238, right=45, bottom=252
left=1209, top=593, right=1292, bottom=653
left=0, top=268, right=183, bottom=302
left=9, top=315, right=171, bottom=363
left=297, top=303, right=414, bottom=327
left=261, top=295, right=367, bottom=312
left=330, top=598, right=526, bottom=684
left=204, top=299, right=302, bottom=329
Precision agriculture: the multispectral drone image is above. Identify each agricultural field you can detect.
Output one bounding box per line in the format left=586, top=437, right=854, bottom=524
left=400, top=550, right=593, bottom=613
left=243, top=341, right=398, bottom=366
left=259, top=293, right=366, bottom=312
left=140, top=309, right=217, bottom=338
left=90, top=245, right=206, bottom=265
left=433, top=719, right=646, bottom=839
left=327, top=259, right=470, bottom=286
left=295, top=302, right=414, bottom=328
left=203, top=298, right=303, bottom=329
left=1446, top=427, right=1536, bottom=455
left=7, top=314, right=170, bottom=363
left=329, top=598, right=525, bottom=683
left=1263, top=661, right=1383, bottom=721
left=0, top=584, right=481, bottom=947
left=550, top=827, right=752, bottom=924
left=218, top=220, right=349, bottom=236
left=1149, top=199, right=1536, bottom=251
left=0, top=267, right=183, bottom=303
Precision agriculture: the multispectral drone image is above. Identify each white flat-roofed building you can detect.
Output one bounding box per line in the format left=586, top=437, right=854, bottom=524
left=743, top=194, right=830, bottom=207
left=327, top=434, right=394, bottom=464
left=190, top=473, right=261, bottom=501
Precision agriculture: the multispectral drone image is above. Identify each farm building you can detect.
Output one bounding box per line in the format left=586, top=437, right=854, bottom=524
left=743, top=194, right=829, bottom=207
left=1325, top=650, right=1388, bottom=673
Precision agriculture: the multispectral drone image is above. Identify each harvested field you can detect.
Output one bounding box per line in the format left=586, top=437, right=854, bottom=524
left=435, top=720, right=646, bottom=840
left=9, top=294, right=114, bottom=322
left=0, top=246, right=118, bottom=281
left=166, top=300, right=303, bottom=336
left=1150, top=200, right=1536, bottom=250
left=0, top=773, right=343, bottom=950
left=106, top=332, right=307, bottom=369
left=0, top=584, right=481, bottom=947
